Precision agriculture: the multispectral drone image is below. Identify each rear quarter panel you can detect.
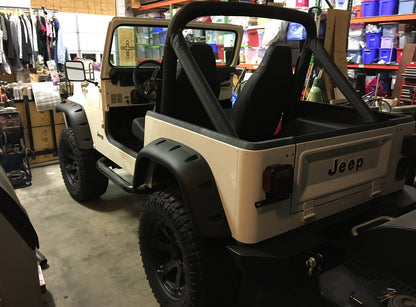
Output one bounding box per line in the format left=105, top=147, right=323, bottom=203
left=145, top=115, right=414, bottom=244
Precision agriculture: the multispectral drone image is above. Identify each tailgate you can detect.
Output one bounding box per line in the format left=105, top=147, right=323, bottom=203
left=291, top=130, right=393, bottom=214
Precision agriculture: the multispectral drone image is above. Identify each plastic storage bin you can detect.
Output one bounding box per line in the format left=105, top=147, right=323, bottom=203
left=379, top=0, right=398, bottom=15
left=366, top=32, right=382, bottom=48
left=379, top=48, right=397, bottom=62
left=381, top=36, right=394, bottom=48
left=362, top=0, right=379, bottom=16
left=160, top=31, right=167, bottom=45
left=352, top=4, right=362, bottom=17
left=348, top=49, right=362, bottom=63
left=382, top=24, right=399, bottom=36
left=248, top=29, right=260, bottom=47
left=362, top=48, right=379, bottom=64
left=398, top=0, right=416, bottom=14
left=348, top=36, right=366, bottom=49
left=296, top=0, right=309, bottom=7
left=399, top=31, right=416, bottom=48
left=397, top=48, right=403, bottom=63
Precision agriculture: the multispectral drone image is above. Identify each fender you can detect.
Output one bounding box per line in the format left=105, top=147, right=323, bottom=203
left=56, top=102, right=93, bottom=150
left=134, top=138, right=231, bottom=239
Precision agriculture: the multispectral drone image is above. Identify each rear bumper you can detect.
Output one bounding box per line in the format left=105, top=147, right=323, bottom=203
left=227, top=185, right=416, bottom=280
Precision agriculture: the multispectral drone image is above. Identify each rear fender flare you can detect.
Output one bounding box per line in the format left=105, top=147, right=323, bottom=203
left=134, top=138, right=231, bottom=239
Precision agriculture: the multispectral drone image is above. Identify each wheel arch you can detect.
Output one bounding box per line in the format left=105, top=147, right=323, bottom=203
left=134, top=138, right=231, bottom=239
left=56, top=101, right=93, bottom=150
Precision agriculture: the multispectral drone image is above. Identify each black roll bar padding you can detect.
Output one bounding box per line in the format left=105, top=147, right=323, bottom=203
left=308, top=39, right=378, bottom=123
left=172, top=29, right=238, bottom=136
left=284, top=41, right=314, bottom=126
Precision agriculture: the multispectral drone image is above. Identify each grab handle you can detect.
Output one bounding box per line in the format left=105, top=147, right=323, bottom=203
left=351, top=216, right=394, bottom=237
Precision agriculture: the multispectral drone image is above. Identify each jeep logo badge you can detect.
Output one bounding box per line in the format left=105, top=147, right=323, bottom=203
left=328, top=157, right=363, bottom=176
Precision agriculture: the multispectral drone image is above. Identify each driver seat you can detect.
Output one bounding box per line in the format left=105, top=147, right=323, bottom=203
left=132, top=43, right=220, bottom=141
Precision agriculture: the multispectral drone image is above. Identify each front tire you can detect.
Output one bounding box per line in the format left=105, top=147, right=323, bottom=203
left=139, top=190, right=238, bottom=307
left=58, top=128, right=108, bottom=201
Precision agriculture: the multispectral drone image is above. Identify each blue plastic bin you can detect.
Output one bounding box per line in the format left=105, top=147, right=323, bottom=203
left=398, top=0, right=416, bottom=14
left=379, top=0, right=398, bottom=15
left=160, top=31, right=167, bottom=45
left=366, top=32, right=382, bottom=48
left=362, top=48, right=379, bottom=63
left=362, top=0, right=379, bottom=16
left=379, top=48, right=397, bottom=62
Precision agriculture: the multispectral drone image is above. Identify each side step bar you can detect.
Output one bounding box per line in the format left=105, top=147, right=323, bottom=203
left=96, top=157, right=149, bottom=194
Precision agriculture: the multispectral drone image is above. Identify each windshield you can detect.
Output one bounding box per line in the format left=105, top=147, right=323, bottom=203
left=111, top=25, right=237, bottom=67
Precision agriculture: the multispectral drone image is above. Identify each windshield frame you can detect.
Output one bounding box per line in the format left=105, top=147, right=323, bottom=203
left=102, top=18, right=242, bottom=73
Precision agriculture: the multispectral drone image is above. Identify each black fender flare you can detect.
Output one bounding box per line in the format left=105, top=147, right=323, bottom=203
left=56, top=101, right=93, bottom=150
left=134, top=138, right=231, bottom=239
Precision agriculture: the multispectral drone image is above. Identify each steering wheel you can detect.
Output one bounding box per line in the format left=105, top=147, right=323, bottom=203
left=133, top=60, right=163, bottom=103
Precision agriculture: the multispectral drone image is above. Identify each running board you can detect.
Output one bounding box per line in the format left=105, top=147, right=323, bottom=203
left=96, top=157, right=149, bottom=194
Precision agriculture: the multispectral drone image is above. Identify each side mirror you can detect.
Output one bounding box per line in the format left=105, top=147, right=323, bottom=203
left=65, top=61, right=86, bottom=82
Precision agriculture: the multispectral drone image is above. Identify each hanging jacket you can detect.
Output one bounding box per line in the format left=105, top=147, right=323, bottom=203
left=8, top=15, right=21, bottom=61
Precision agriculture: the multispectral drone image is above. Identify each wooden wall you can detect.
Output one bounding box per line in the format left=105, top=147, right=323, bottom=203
left=30, top=0, right=116, bottom=16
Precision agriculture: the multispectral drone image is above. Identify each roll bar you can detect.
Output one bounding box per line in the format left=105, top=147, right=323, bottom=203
left=160, top=2, right=377, bottom=137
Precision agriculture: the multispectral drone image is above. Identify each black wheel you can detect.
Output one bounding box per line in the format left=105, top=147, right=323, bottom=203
left=58, top=128, right=108, bottom=201
left=139, top=190, right=239, bottom=307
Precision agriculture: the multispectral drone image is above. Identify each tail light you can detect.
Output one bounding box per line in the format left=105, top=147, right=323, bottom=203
left=258, top=164, right=294, bottom=207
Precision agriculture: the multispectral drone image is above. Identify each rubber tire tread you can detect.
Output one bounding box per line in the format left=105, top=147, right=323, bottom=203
left=58, top=128, right=108, bottom=202
left=139, top=190, right=234, bottom=307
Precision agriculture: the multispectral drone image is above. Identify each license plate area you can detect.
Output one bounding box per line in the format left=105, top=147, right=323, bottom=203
left=291, top=134, right=392, bottom=214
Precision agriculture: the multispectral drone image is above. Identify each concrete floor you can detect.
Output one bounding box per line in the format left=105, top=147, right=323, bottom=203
left=15, top=162, right=159, bottom=307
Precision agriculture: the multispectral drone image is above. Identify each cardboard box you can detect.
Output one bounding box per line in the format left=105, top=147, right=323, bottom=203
left=141, top=0, right=160, bottom=3
left=26, top=124, right=65, bottom=165
left=126, top=0, right=161, bottom=9
left=24, top=124, right=65, bottom=152
left=15, top=102, right=64, bottom=128
left=126, top=0, right=141, bottom=9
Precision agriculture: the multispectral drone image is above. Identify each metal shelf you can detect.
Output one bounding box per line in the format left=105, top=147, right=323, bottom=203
left=347, top=64, right=399, bottom=70
left=351, top=14, right=416, bottom=24
left=137, top=0, right=220, bottom=11
left=238, top=63, right=259, bottom=70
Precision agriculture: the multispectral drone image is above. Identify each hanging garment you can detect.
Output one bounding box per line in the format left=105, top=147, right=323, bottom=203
left=8, top=14, right=22, bottom=69
left=0, top=14, right=7, bottom=41
left=30, top=15, right=38, bottom=58
left=22, top=15, right=35, bottom=66
left=0, top=13, right=10, bottom=58
left=53, top=18, right=67, bottom=66
left=0, top=31, right=11, bottom=74
left=37, top=16, right=50, bottom=62
left=19, top=15, right=32, bottom=64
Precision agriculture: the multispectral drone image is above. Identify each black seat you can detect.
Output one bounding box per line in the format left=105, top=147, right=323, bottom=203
left=131, top=117, right=145, bottom=142
left=231, top=44, right=294, bottom=141
left=172, top=43, right=221, bottom=129
left=132, top=43, right=220, bottom=142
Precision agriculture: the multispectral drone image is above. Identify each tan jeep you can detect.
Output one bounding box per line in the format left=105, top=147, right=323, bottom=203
left=58, top=2, right=416, bottom=305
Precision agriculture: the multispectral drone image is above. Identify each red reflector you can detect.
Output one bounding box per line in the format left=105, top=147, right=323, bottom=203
left=262, top=164, right=294, bottom=201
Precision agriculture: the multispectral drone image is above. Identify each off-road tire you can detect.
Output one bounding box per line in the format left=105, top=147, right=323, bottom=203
left=139, top=190, right=238, bottom=307
left=58, top=128, right=108, bottom=201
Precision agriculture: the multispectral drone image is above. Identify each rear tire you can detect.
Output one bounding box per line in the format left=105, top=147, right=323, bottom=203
left=139, top=190, right=239, bottom=307
left=58, top=128, right=108, bottom=201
